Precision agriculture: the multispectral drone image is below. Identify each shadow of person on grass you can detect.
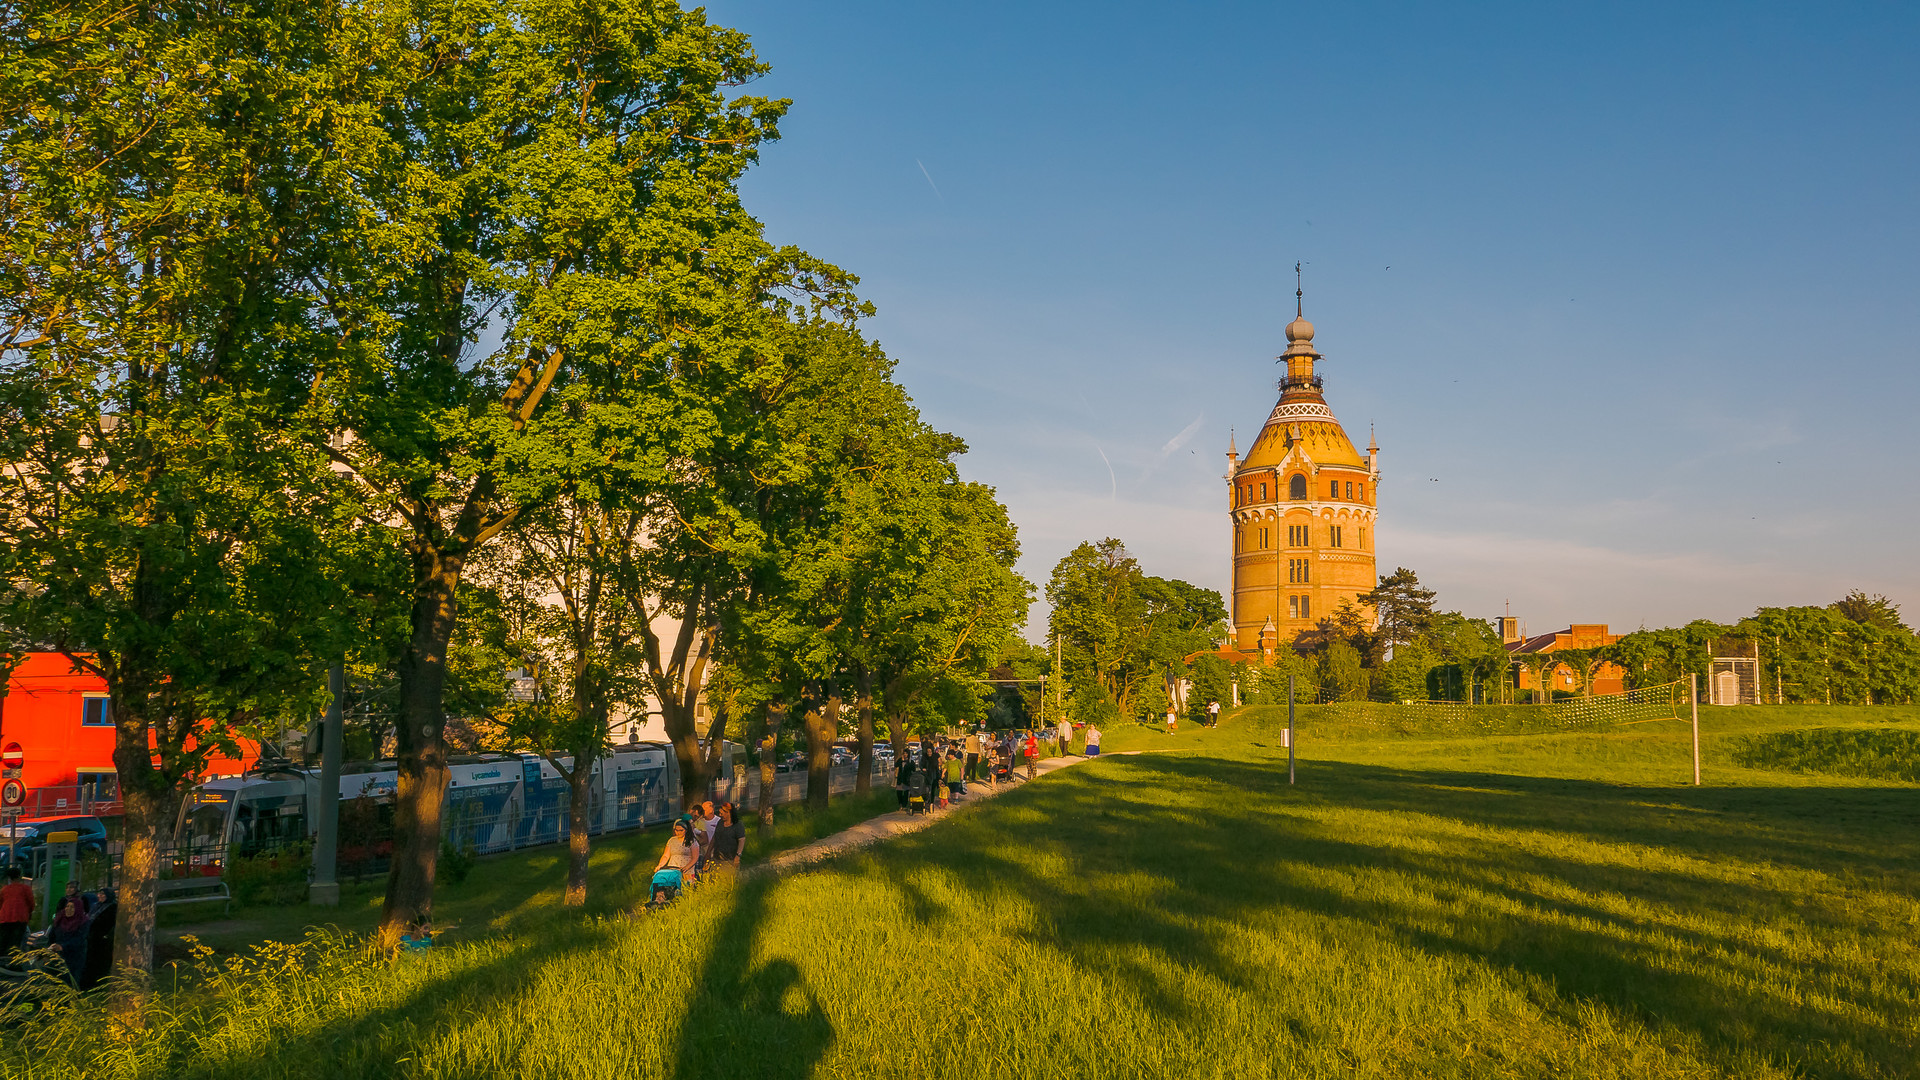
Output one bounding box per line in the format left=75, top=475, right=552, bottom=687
left=670, top=877, right=835, bottom=1080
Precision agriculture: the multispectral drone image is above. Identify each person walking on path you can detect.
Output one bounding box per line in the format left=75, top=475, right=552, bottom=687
left=1085, top=724, right=1102, bottom=757
left=1023, top=730, right=1039, bottom=780
left=708, top=802, right=746, bottom=870
left=944, top=749, right=966, bottom=804
left=655, top=820, right=702, bottom=883
left=964, top=731, right=982, bottom=782
left=1207, top=700, right=1221, bottom=727
left=1056, top=719, right=1073, bottom=756
left=0, top=867, right=33, bottom=955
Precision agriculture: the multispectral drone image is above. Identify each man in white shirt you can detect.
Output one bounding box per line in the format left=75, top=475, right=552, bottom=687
left=1207, top=700, right=1221, bottom=727
left=1056, top=719, right=1073, bottom=755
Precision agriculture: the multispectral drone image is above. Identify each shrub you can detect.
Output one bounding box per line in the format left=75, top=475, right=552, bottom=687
left=226, top=843, right=311, bottom=907
left=440, top=837, right=477, bottom=886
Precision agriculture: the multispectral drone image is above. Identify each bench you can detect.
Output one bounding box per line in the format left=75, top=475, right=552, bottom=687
left=156, top=877, right=231, bottom=915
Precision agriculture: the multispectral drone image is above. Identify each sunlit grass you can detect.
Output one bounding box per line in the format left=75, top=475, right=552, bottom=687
left=9, top=708, right=1917, bottom=1079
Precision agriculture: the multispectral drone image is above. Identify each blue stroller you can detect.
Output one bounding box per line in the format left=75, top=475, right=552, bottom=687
left=647, top=867, right=684, bottom=910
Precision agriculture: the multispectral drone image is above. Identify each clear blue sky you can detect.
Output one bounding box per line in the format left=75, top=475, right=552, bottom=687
left=708, top=0, right=1920, bottom=639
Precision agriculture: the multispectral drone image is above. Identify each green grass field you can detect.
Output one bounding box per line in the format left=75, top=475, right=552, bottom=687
left=7, top=705, right=1917, bottom=1079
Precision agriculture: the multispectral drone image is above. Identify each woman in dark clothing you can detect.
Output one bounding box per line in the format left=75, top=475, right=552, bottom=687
left=48, top=897, right=89, bottom=985
left=79, top=888, right=115, bottom=991
left=708, top=802, right=746, bottom=868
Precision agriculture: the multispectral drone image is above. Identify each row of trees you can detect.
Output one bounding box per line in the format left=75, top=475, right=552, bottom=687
left=1605, top=592, right=1918, bottom=704
left=0, top=0, right=1027, bottom=1010
left=1269, top=569, right=1919, bottom=707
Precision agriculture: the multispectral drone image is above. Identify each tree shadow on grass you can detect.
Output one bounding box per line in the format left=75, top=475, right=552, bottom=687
left=847, top=753, right=1919, bottom=1080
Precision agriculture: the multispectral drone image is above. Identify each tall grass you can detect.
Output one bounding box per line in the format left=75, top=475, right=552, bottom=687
left=1729, top=727, right=1920, bottom=782
left=6, top=709, right=1916, bottom=1078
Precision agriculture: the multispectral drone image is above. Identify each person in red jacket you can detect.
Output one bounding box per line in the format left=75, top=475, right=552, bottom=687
left=0, top=866, right=35, bottom=955
left=1023, top=731, right=1039, bottom=780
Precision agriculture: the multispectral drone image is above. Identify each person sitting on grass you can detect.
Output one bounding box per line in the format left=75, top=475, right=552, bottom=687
left=656, top=819, right=702, bottom=885
left=400, top=916, right=434, bottom=951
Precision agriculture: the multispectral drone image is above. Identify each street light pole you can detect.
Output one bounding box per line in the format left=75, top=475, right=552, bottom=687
left=310, top=661, right=344, bottom=906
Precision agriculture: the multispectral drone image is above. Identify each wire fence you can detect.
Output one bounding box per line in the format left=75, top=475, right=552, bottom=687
left=1318, top=682, right=1683, bottom=735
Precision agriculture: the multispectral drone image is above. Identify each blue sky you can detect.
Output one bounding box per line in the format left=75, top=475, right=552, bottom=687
left=707, top=0, right=1920, bottom=639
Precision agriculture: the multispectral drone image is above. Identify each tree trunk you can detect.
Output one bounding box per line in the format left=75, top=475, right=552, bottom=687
left=885, top=709, right=907, bottom=759
left=564, top=758, right=591, bottom=907
left=759, top=702, right=783, bottom=827
left=855, top=667, right=874, bottom=796
left=668, top=716, right=705, bottom=812
left=107, top=778, right=164, bottom=1027
left=379, top=549, right=459, bottom=950
left=804, top=682, right=835, bottom=812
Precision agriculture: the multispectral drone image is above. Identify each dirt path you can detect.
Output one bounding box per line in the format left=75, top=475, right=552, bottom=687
left=746, top=755, right=1087, bottom=876
left=748, top=750, right=1184, bottom=877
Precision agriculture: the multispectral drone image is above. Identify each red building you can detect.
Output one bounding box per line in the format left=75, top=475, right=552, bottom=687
left=1501, top=621, right=1627, bottom=697
left=0, top=652, right=259, bottom=818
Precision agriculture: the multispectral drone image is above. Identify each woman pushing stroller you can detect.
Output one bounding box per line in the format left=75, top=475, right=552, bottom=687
left=648, top=818, right=702, bottom=909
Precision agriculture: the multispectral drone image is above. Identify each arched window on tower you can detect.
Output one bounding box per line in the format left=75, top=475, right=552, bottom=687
left=1288, top=474, right=1306, bottom=500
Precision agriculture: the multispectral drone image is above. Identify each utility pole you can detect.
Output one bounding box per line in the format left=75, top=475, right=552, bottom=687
left=1055, top=632, right=1063, bottom=718
left=1689, top=672, right=1701, bottom=787
left=310, top=661, right=344, bottom=906
left=1287, top=673, right=1296, bottom=786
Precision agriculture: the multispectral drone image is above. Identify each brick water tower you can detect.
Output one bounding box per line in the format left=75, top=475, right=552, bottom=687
left=1224, top=280, right=1380, bottom=654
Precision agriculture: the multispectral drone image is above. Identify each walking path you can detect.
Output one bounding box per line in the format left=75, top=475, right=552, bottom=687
left=749, top=754, right=1090, bottom=878
left=748, top=749, right=1186, bottom=878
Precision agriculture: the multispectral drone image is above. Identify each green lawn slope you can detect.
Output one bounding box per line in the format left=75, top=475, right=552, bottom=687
left=11, top=705, right=1916, bottom=1079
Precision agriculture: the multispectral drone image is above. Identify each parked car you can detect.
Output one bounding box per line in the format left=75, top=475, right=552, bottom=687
left=0, top=815, right=109, bottom=867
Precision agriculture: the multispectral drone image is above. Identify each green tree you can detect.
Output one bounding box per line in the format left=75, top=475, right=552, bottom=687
left=480, top=498, right=650, bottom=906
left=1047, top=539, right=1224, bottom=723
left=1360, top=568, right=1436, bottom=655
left=0, top=0, right=389, bottom=1006
left=317, top=0, right=864, bottom=945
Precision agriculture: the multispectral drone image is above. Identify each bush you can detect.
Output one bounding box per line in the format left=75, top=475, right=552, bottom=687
left=226, top=844, right=311, bottom=907
left=440, top=837, right=477, bottom=886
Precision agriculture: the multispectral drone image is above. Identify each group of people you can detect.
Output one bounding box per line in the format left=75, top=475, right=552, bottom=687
left=0, top=866, right=117, bottom=990
left=893, top=722, right=1102, bottom=812
left=1166, top=699, right=1222, bottom=734
left=651, top=799, right=748, bottom=904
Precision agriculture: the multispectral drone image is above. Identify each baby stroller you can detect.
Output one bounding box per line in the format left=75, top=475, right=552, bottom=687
left=905, top=768, right=932, bottom=814
left=646, top=867, right=685, bottom=910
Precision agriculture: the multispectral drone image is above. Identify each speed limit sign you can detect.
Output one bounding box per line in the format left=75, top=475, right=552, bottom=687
left=1, top=779, right=23, bottom=807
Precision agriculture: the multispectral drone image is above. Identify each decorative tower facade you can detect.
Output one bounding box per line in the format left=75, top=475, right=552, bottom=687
left=1225, top=289, right=1379, bottom=653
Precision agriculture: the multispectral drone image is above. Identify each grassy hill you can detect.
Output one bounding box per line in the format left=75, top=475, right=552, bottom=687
left=11, top=704, right=1917, bottom=1078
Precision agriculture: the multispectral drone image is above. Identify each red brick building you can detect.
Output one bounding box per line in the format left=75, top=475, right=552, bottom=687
left=1502, top=621, right=1627, bottom=697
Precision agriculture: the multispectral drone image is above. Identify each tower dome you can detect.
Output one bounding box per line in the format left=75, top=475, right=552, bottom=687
left=1285, top=315, right=1314, bottom=342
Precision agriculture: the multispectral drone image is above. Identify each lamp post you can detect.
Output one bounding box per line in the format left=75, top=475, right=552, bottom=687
left=309, top=661, right=343, bottom=906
